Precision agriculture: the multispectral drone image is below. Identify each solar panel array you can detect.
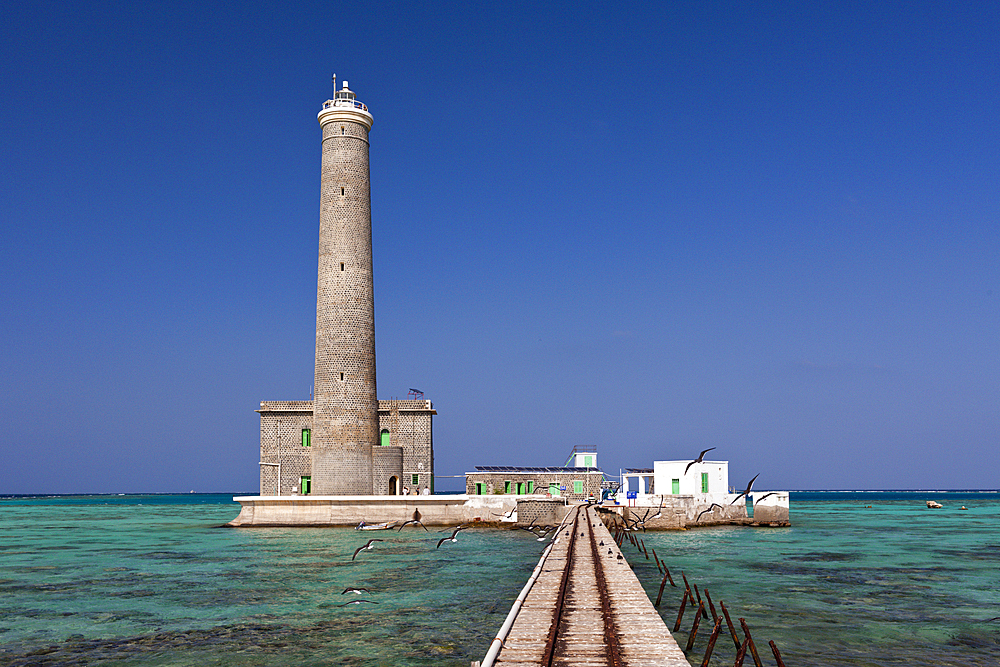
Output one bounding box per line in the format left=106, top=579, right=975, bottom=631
left=623, top=468, right=654, bottom=474
left=473, top=466, right=602, bottom=473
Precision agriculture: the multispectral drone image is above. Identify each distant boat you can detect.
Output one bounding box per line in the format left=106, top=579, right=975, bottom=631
left=355, top=521, right=397, bottom=531
left=926, top=501, right=943, bottom=508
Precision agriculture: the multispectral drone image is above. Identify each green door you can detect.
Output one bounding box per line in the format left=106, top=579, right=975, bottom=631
left=701, top=472, right=709, bottom=493
left=380, top=430, right=390, bottom=446
left=672, top=478, right=680, bottom=494
left=300, top=476, right=311, bottom=495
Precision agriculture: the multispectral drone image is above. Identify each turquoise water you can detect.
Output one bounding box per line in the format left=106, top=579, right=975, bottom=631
left=1, top=492, right=998, bottom=666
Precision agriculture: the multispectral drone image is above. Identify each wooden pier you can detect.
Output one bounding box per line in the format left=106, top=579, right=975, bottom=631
left=482, top=505, right=690, bottom=666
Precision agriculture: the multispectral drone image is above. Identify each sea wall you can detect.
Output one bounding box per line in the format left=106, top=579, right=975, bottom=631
left=227, top=494, right=516, bottom=527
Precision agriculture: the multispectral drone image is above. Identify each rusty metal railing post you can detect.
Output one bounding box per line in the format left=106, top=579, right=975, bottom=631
left=739, top=618, right=763, bottom=667
left=720, top=601, right=741, bottom=651
left=654, top=572, right=669, bottom=607
left=685, top=600, right=706, bottom=652
left=700, top=615, right=724, bottom=667
left=673, top=588, right=689, bottom=632
left=769, top=640, right=787, bottom=667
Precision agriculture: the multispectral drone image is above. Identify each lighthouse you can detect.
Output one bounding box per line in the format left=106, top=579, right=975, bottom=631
left=312, top=80, right=378, bottom=495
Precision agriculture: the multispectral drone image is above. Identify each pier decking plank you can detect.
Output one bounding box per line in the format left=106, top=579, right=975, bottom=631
left=491, top=506, right=690, bottom=666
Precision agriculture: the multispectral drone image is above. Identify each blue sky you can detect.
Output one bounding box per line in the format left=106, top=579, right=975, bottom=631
left=2, top=1, right=997, bottom=493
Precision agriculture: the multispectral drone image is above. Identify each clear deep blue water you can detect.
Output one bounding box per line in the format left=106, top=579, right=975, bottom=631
left=1, top=492, right=998, bottom=666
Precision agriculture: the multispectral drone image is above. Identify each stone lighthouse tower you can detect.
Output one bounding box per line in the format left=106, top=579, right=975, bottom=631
left=312, top=80, right=378, bottom=495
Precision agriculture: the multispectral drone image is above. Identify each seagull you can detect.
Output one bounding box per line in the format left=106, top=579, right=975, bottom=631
left=438, top=523, right=470, bottom=533
left=437, top=527, right=464, bottom=548
left=695, top=503, right=724, bottom=522
left=337, top=599, right=380, bottom=607
left=684, top=448, right=717, bottom=475
left=649, top=497, right=665, bottom=520
left=491, top=506, right=517, bottom=520
left=731, top=473, right=761, bottom=505
left=397, top=519, right=428, bottom=531
left=753, top=492, right=779, bottom=505
left=342, top=587, right=371, bottom=595
left=351, top=539, right=384, bottom=561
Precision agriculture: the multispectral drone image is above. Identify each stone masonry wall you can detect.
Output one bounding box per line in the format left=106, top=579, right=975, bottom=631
left=313, top=109, right=377, bottom=496
left=258, top=400, right=434, bottom=495
left=466, top=472, right=603, bottom=501
left=258, top=402, right=312, bottom=496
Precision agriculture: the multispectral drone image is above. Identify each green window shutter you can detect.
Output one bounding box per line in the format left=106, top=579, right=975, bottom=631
left=412, top=474, right=419, bottom=485
left=301, top=429, right=311, bottom=447
left=527, top=481, right=534, bottom=494
left=672, top=478, right=680, bottom=494
left=380, top=430, right=390, bottom=446
left=300, top=476, right=311, bottom=494
left=504, top=480, right=511, bottom=494
left=573, top=480, right=583, bottom=494
left=475, top=483, right=484, bottom=495
left=584, top=456, right=593, bottom=467
left=516, top=482, right=524, bottom=494
left=701, top=472, right=709, bottom=493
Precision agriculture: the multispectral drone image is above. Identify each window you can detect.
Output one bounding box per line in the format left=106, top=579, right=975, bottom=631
left=412, top=474, right=419, bottom=486
left=341, top=126, right=345, bottom=135
left=504, top=480, right=511, bottom=494
left=341, top=187, right=345, bottom=195
left=584, top=455, right=593, bottom=467
left=475, top=483, right=484, bottom=495
left=340, top=372, right=344, bottom=381
left=701, top=472, right=709, bottom=493
left=573, top=480, right=583, bottom=494
left=340, top=262, right=345, bottom=271
left=300, top=476, right=311, bottom=495
left=301, top=429, right=311, bottom=447
left=527, top=481, right=534, bottom=494
left=516, top=482, right=524, bottom=495
left=380, top=429, right=390, bottom=446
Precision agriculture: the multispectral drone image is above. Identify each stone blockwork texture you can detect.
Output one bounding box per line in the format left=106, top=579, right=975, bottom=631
left=313, top=113, right=377, bottom=496
left=372, top=445, right=403, bottom=495
left=380, top=399, right=435, bottom=492
left=465, top=472, right=603, bottom=501
left=257, top=402, right=313, bottom=496
left=257, top=400, right=435, bottom=495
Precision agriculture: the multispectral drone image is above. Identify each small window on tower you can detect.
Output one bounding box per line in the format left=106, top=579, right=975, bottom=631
left=340, top=372, right=344, bottom=381
left=341, top=187, right=345, bottom=196
left=340, top=262, right=345, bottom=271
left=341, top=126, right=345, bottom=135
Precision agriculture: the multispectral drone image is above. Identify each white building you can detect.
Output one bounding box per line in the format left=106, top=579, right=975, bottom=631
left=619, top=460, right=731, bottom=505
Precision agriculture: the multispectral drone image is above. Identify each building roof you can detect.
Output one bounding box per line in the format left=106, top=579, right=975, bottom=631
left=470, top=466, right=603, bottom=474
left=623, top=468, right=654, bottom=474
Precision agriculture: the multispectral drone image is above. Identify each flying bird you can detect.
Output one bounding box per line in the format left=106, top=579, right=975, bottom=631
left=397, top=519, right=428, bottom=531
left=731, top=473, right=761, bottom=505
left=351, top=539, right=384, bottom=561
left=437, top=527, right=464, bottom=548
left=337, top=599, right=380, bottom=607
left=696, top=503, right=724, bottom=522
left=342, top=587, right=371, bottom=595
left=753, top=492, right=779, bottom=505
left=684, top=448, right=716, bottom=475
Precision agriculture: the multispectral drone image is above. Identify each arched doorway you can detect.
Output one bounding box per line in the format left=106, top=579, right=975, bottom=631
left=389, top=476, right=398, bottom=495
